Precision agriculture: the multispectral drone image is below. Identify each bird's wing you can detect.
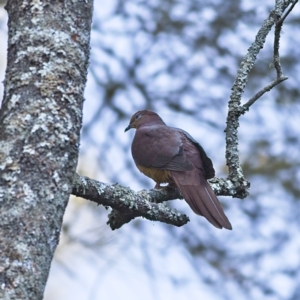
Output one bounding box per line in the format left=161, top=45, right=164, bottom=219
left=133, top=125, right=215, bottom=176
left=132, top=125, right=193, bottom=171
left=174, top=128, right=215, bottom=179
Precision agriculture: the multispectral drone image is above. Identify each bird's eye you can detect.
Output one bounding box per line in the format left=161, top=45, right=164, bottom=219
left=135, top=114, right=141, bottom=119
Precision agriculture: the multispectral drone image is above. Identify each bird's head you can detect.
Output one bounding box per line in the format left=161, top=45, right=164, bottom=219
left=124, top=110, right=165, bottom=132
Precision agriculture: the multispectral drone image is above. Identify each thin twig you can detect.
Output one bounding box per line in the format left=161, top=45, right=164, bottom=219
left=241, top=76, right=288, bottom=114
left=273, top=23, right=283, bottom=78
left=274, top=0, right=298, bottom=78
left=278, top=0, right=298, bottom=25
left=242, top=1, right=296, bottom=113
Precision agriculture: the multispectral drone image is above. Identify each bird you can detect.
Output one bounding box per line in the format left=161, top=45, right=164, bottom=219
left=125, top=110, right=232, bottom=230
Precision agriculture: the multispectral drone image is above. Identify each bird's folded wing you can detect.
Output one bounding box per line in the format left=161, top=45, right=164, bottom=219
left=132, top=126, right=193, bottom=171
left=175, top=128, right=215, bottom=179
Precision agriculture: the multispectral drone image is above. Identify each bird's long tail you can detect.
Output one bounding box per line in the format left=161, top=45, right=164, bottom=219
left=171, top=172, right=232, bottom=230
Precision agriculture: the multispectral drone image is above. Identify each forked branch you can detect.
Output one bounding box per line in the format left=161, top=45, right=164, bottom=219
left=225, top=0, right=296, bottom=195
left=73, top=0, right=297, bottom=229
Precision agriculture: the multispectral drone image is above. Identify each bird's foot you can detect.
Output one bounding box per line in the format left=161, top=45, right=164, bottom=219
left=154, top=182, right=177, bottom=190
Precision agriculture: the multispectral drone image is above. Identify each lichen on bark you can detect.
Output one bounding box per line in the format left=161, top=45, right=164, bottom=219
left=0, top=0, right=93, bottom=299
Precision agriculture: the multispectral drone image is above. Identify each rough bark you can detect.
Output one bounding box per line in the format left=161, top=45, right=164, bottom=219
left=72, top=173, right=190, bottom=230
left=0, top=1, right=93, bottom=299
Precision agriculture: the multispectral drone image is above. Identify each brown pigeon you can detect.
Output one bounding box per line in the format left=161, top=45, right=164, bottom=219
left=125, top=110, right=232, bottom=230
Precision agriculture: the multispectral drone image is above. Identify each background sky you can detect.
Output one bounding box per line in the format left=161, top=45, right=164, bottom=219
left=1, top=1, right=300, bottom=300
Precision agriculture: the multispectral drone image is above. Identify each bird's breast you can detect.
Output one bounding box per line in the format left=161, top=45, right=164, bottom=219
left=136, top=164, right=171, bottom=184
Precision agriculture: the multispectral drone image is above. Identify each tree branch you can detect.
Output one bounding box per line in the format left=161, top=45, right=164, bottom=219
left=241, top=76, right=288, bottom=113
left=71, top=173, right=248, bottom=230
left=225, top=0, right=295, bottom=191
left=239, top=1, right=297, bottom=114
left=274, top=0, right=298, bottom=78
left=72, top=173, right=189, bottom=229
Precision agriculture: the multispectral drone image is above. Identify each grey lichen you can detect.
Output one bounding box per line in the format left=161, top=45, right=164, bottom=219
left=72, top=174, right=189, bottom=229
left=72, top=170, right=249, bottom=229
left=0, top=0, right=93, bottom=298
left=224, top=2, right=293, bottom=197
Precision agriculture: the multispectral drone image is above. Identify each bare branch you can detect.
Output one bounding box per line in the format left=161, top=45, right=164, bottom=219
left=71, top=173, right=249, bottom=229
left=240, top=1, right=296, bottom=114
left=241, top=76, right=288, bottom=113
left=277, top=0, right=298, bottom=25
left=274, top=0, right=298, bottom=78
left=225, top=0, right=296, bottom=190
left=72, top=173, right=189, bottom=229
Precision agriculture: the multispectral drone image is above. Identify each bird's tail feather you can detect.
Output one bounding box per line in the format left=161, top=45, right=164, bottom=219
left=172, top=174, right=232, bottom=230
left=183, top=185, right=223, bottom=229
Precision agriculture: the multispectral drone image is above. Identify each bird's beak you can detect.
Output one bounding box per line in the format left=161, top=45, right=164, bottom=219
left=124, top=124, right=132, bottom=132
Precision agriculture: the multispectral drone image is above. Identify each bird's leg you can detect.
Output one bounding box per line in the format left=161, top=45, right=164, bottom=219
left=154, top=182, right=163, bottom=189
left=154, top=182, right=171, bottom=189
left=166, top=182, right=178, bottom=193
left=154, top=182, right=177, bottom=191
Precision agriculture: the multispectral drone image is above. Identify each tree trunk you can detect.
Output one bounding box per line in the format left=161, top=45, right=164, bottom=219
left=0, top=1, right=93, bottom=299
